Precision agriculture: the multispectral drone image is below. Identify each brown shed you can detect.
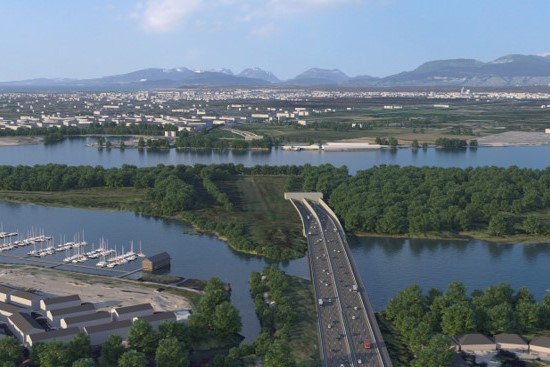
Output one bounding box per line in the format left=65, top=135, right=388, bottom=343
left=142, top=252, right=170, bottom=271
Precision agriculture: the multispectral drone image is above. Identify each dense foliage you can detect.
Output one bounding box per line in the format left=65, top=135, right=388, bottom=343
left=28, top=321, right=192, bottom=367
left=329, top=165, right=550, bottom=236
left=1, top=163, right=549, bottom=261
left=175, top=133, right=274, bottom=150
left=384, top=282, right=550, bottom=366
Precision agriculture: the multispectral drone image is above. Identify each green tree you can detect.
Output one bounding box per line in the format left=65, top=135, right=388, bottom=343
left=39, top=341, right=70, bottom=367
left=0, top=337, right=23, bottom=366
left=158, top=321, right=191, bottom=346
left=487, top=303, right=515, bottom=334
left=488, top=213, right=513, bottom=236
left=67, top=332, right=92, bottom=364
left=100, top=335, right=125, bottom=367
left=137, top=137, right=145, bottom=149
left=118, top=350, right=146, bottom=367
left=264, top=339, right=295, bottom=367
left=441, top=303, right=476, bottom=336
left=127, top=319, right=158, bottom=356
left=411, top=334, right=454, bottom=367
left=155, top=337, right=188, bottom=367
left=411, top=139, right=419, bottom=150
left=72, top=358, right=96, bottom=367
left=213, top=301, right=242, bottom=338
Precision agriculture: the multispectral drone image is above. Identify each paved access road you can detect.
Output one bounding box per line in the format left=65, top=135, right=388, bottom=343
left=291, top=198, right=393, bottom=367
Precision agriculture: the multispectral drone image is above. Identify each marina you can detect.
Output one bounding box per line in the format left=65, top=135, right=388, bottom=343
left=0, top=226, right=146, bottom=269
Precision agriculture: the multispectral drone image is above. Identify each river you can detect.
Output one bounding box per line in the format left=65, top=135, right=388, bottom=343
left=0, top=137, right=550, bottom=173
left=0, top=139, right=549, bottom=342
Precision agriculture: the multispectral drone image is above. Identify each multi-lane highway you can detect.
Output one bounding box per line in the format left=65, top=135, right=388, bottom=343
left=286, top=193, right=393, bottom=367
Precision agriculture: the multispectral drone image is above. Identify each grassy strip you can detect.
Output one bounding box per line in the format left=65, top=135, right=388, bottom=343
left=286, top=276, right=320, bottom=367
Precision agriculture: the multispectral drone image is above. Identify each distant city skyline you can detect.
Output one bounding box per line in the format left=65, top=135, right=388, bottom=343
left=0, top=0, right=548, bottom=82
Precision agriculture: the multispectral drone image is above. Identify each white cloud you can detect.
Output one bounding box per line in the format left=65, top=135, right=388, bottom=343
left=132, top=0, right=202, bottom=32
left=131, top=0, right=368, bottom=33
left=265, top=0, right=363, bottom=14
left=251, top=23, right=275, bottom=37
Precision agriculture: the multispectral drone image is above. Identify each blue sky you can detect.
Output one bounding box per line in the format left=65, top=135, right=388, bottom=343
left=0, top=0, right=548, bottom=81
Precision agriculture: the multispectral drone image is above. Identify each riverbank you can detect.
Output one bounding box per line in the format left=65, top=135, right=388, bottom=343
left=0, top=263, right=194, bottom=311
left=354, top=230, right=550, bottom=245
left=0, top=136, right=43, bottom=146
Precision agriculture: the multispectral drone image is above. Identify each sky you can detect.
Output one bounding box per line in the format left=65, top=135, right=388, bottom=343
left=0, top=0, right=549, bottom=81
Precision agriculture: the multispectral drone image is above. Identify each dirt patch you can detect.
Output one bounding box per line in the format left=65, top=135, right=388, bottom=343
left=0, top=265, right=191, bottom=312
left=0, top=136, right=43, bottom=146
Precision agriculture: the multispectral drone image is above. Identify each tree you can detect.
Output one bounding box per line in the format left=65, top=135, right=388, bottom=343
left=72, top=358, right=96, bottom=367
left=264, top=339, right=295, bottom=367
left=137, top=137, right=145, bottom=149
left=118, top=350, right=146, bottom=367
left=411, top=334, right=454, bottom=367
left=487, top=303, right=515, bottom=334
left=100, top=334, right=125, bottom=367
left=158, top=321, right=191, bottom=347
left=441, top=303, right=476, bottom=336
left=127, top=319, right=158, bottom=356
left=213, top=301, right=242, bottom=338
left=488, top=213, right=513, bottom=236
left=67, top=332, right=92, bottom=364
left=39, top=341, right=71, bottom=367
left=155, top=337, right=188, bottom=367
left=411, top=139, right=419, bottom=150
left=0, top=337, right=23, bottom=366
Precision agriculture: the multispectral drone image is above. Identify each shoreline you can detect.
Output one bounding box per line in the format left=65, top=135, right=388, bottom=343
left=0, top=136, right=44, bottom=146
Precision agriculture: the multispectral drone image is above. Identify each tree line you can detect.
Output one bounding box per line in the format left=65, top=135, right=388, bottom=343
left=328, top=165, right=550, bottom=236
left=0, top=319, right=191, bottom=367
left=384, top=282, right=550, bottom=367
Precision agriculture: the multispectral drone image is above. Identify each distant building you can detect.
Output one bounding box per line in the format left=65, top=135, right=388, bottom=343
left=0, top=284, right=14, bottom=303
left=47, top=303, right=95, bottom=327
left=61, top=311, right=112, bottom=330
left=26, top=327, right=80, bottom=347
left=40, top=294, right=81, bottom=312
left=134, top=312, right=176, bottom=331
left=142, top=252, right=170, bottom=271
left=85, top=319, right=133, bottom=346
left=0, top=302, right=25, bottom=317
left=8, top=312, right=43, bottom=343
left=10, top=290, right=42, bottom=310
left=457, top=333, right=496, bottom=353
left=112, top=303, right=154, bottom=322
left=545, top=128, right=550, bottom=134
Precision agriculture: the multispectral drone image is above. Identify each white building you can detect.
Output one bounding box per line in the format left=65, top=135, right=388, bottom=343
left=26, top=327, right=80, bottom=347
left=134, top=312, right=177, bottom=331
left=0, top=285, right=14, bottom=303
left=40, top=294, right=81, bottom=312
left=111, top=303, right=154, bottom=322
left=10, top=290, right=42, bottom=310
left=84, top=319, right=133, bottom=346
left=8, top=312, right=43, bottom=344
left=47, top=303, right=95, bottom=327
left=61, top=311, right=112, bottom=330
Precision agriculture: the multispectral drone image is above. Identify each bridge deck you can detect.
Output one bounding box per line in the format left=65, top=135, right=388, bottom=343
left=286, top=192, right=393, bottom=367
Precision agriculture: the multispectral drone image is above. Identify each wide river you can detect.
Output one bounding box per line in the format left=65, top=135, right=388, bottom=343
left=1, top=139, right=550, bottom=342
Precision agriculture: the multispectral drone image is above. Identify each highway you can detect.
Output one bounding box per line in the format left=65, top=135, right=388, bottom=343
left=289, top=195, right=393, bottom=367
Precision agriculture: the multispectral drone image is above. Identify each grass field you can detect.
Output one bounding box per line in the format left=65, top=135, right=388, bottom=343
left=0, top=187, right=148, bottom=211
left=200, top=175, right=305, bottom=254
left=285, top=276, right=320, bottom=367
left=235, top=102, right=550, bottom=145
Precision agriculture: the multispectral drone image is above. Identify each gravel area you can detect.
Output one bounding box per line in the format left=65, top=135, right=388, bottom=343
left=0, top=265, right=192, bottom=312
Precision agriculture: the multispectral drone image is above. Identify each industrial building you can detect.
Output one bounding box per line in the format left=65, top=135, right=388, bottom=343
left=142, top=252, right=171, bottom=271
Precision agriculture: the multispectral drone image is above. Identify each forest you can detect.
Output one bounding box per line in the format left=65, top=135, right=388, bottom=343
left=384, top=282, right=550, bottom=366
left=1, top=163, right=549, bottom=260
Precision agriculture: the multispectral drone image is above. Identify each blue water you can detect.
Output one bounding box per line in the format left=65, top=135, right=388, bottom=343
left=1, top=138, right=549, bottom=173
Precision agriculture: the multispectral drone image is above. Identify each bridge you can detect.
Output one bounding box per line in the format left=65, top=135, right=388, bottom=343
left=285, top=192, right=393, bottom=367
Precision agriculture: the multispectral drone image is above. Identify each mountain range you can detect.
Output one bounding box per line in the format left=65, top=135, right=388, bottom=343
left=2, top=54, right=550, bottom=89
